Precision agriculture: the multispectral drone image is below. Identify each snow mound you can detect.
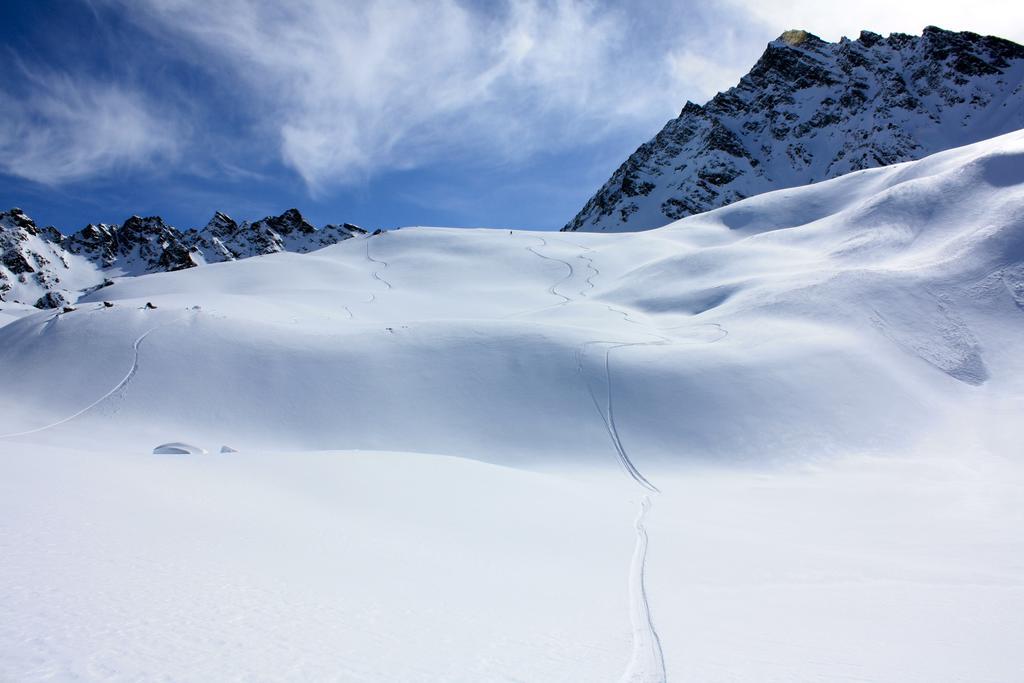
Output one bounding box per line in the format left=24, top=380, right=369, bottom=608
left=153, top=442, right=207, bottom=455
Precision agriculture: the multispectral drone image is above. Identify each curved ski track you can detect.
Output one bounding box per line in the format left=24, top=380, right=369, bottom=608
left=620, top=496, right=667, bottom=683
left=526, top=236, right=574, bottom=305
left=0, top=311, right=191, bottom=440
left=366, top=238, right=393, bottom=290
left=530, top=238, right=732, bottom=682
left=575, top=339, right=663, bottom=492
left=522, top=237, right=667, bottom=681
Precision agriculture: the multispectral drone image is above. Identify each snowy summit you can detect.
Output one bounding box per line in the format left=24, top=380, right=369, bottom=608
left=565, top=27, right=1024, bottom=232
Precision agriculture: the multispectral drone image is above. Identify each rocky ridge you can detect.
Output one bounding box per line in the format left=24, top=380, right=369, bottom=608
left=0, top=208, right=368, bottom=308
left=564, top=26, right=1024, bottom=232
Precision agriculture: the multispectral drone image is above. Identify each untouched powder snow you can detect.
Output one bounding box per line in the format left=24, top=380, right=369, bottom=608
left=2, top=131, right=1024, bottom=681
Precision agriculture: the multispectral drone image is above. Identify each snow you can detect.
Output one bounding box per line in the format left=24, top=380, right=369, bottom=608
left=0, top=301, right=37, bottom=326
left=152, top=442, right=207, bottom=455
left=567, top=28, right=1024, bottom=233
left=2, top=130, right=1023, bottom=680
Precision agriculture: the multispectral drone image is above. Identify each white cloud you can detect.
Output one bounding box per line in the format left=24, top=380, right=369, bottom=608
left=12, top=0, right=1019, bottom=190
left=0, top=68, right=181, bottom=185
left=665, top=49, right=749, bottom=104
left=103, top=0, right=695, bottom=193
left=725, top=0, right=1024, bottom=43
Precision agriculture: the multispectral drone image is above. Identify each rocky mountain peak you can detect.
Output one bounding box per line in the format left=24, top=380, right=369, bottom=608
left=777, top=29, right=823, bottom=47
left=255, top=208, right=316, bottom=236
left=120, top=215, right=173, bottom=235
left=857, top=30, right=883, bottom=47
left=200, top=211, right=240, bottom=238
left=1, top=206, right=373, bottom=308
left=564, top=27, right=1024, bottom=232
left=0, top=208, right=38, bottom=235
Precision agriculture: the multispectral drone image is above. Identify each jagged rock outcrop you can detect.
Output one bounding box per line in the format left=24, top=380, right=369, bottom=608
left=565, top=26, right=1024, bottom=232
left=0, top=208, right=84, bottom=307
left=187, top=211, right=242, bottom=262
left=189, top=209, right=368, bottom=262
left=65, top=215, right=198, bottom=274
left=310, top=222, right=368, bottom=247
left=0, top=208, right=369, bottom=308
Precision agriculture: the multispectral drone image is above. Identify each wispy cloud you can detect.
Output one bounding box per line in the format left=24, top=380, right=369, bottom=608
left=100, top=0, right=698, bottom=193
left=725, top=0, right=1024, bottom=42
left=0, top=66, right=182, bottom=185
left=9, top=0, right=1018, bottom=196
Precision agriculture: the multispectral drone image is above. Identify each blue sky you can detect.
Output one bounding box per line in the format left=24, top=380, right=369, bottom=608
left=2, top=1, right=1021, bottom=233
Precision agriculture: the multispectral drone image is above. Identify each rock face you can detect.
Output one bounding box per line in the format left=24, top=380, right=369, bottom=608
left=564, top=26, right=1024, bottom=232
left=0, top=208, right=88, bottom=308
left=65, top=215, right=198, bottom=275
left=0, top=208, right=368, bottom=308
left=190, top=208, right=368, bottom=262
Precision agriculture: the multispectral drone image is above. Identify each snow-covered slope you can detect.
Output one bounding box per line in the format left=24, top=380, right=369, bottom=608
left=566, top=26, right=1024, bottom=232
left=2, top=131, right=1023, bottom=681
left=4, top=130, right=1021, bottom=461
left=0, top=208, right=367, bottom=308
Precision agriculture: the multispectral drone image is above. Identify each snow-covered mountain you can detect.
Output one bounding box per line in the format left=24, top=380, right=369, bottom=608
left=0, top=209, right=104, bottom=309
left=2, top=130, right=1023, bottom=681
left=64, top=215, right=198, bottom=276
left=565, top=26, right=1024, bottom=232
left=0, top=208, right=367, bottom=308
left=189, top=208, right=367, bottom=263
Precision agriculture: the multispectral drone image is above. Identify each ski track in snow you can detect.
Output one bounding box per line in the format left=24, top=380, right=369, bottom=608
left=520, top=236, right=667, bottom=681
left=550, top=237, right=598, bottom=298
left=0, top=312, right=191, bottom=440
left=526, top=236, right=573, bottom=305
left=366, top=238, right=393, bottom=290
left=500, top=236, right=579, bottom=319
left=575, top=340, right=662, bottom=492
left=620, top=495, right=667, bottom=683
left=577, top=252, right=598, bottom=297
left=532, top=238, right=730, bottom=681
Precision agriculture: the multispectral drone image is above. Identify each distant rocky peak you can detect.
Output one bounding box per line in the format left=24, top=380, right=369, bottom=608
left=319, top=222, right=368, bottom=243
left=78, top=222, right=116, bottom=239
left=201, top=211, right=240, bottom=238
left=857, top=30, right=883, bottom=47
left=254, top=208, right=315, bottom=236
left=564, top=26, right=1024, bottom=232
left=1, top=205, right=370, bottom=307
left=340, top=222, right=368, bottom=235
left=746, top=31, right=837, bottom=88
left=777, top=29, right=823, bottom=48
left=0, top=207, right=38, bottom=234
left=120, top=215, right=175, bottom=239
left=1, top=208, right=73, bottom=306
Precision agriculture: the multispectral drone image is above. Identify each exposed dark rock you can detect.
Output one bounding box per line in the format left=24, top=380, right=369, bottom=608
left=565, top=27, right=1024, bottom=232
left=2, top=207, right=369, bottom=307
left=34, top=291, right=66, bottom=309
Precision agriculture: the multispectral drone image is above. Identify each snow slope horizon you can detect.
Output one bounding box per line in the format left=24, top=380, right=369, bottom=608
left=2, top=131, right=1024, bottom=682
left=2, top=130, right=1023, bottom=468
